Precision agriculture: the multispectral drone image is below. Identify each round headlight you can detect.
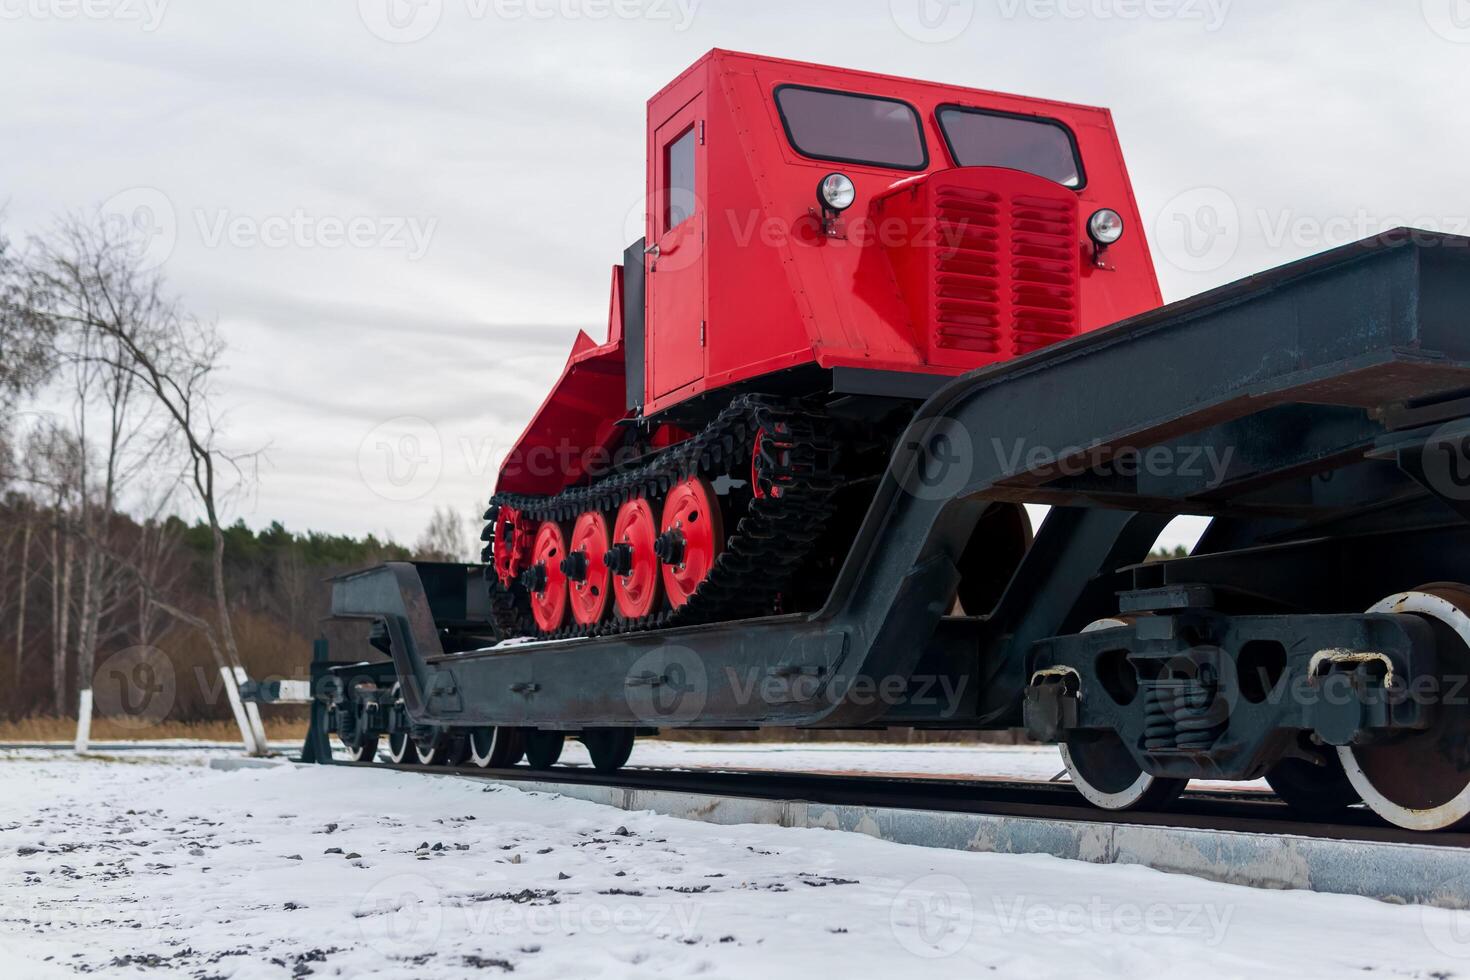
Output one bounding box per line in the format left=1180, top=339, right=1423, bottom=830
left=1088, top=208, right=1125, bottom=246
left=818, top=173, right=857, bottom=213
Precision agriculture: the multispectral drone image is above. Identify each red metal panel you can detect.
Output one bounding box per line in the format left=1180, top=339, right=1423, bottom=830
left=647, top=92, right=708, bottom=401
left=639, top=50, right=1162, bottom=416
left=495, top=331, right=628, bottom=497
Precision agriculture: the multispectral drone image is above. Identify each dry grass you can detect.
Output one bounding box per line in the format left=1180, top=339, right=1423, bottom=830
left=0, top=716, right=310, bottom=743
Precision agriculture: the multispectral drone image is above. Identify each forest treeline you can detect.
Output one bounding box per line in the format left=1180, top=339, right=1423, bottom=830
left=0, top=495, right=417, bottom=721
left=0, top=211, right=470, bottom=729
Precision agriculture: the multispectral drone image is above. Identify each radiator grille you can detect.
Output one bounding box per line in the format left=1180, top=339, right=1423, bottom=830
left=879, top=170, right=1084, bottom=369
left=1010, top=194, right=1080, bottom=355
left=927, top=187, right=1079, bottom=356
left=933, top=187, right=1003, bottom=354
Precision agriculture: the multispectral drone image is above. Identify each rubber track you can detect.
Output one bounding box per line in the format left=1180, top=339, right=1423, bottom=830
left=480, top=395, right=841, bottom=641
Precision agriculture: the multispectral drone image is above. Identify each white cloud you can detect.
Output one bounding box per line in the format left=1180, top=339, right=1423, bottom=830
left=1, top=0, right=1463, bottom=541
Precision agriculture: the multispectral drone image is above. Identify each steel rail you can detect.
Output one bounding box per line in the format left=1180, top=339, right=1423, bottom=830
left=341, top=759, right=1470, bottom=848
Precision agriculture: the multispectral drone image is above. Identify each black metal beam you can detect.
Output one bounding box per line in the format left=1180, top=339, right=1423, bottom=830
left=335, top=233, right=1470, bottom=732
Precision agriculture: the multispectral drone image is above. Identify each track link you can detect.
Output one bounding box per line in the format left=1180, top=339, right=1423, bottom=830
left=481, top=395, right=842, bottom=640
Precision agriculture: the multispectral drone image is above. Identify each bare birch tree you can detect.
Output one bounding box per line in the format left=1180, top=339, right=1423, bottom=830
left=22, top=423, right=83, bottom=715
left=10, top=214, right=265, bottom=749
left=14, top=512, right=33, bottom=684
left=414, top=505, right=471, bottom=562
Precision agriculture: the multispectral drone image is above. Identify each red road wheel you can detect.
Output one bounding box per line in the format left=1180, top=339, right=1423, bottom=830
left=528, top=521, right=568, bottom=633
left=568, top=511, right=612, bottom=627
left=611, top=498, right=663, bottom=620
left=659, top=476, right=725, bottom=609
left=752, top=430, right=770, bottom=499
left=751, top=423, right=793, bottom=500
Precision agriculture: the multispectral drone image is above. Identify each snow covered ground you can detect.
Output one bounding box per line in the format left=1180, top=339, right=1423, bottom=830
left=576, top=739, right=1071, bottom=781
left=0, top=739, right=1265, bottom=791
left=543, top=740, right=1264, bottom=792
left=0, top=739, right=1067, bottom=780
left=3, top=750, right=1467, bottom=979
left=620, top=740, right=1065, bottom=780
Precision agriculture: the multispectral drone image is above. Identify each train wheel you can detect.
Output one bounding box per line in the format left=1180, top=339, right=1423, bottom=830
left=414, top=730, right=467, bottom=767
left=1061, top=733, right=1187, bottom=811
left=658, top=476, right=725, bottom=609
left=529, top=521, right=569, bottom=633
left=1265, top=751, right=1360, bottom=819
left=1060, top=617, right=1188, bottom=811
left=340, top=732, right=379, bottom=763
left=581, top=729, right=635, bottom=773
left=568, top=511, right=612, bottom=627
left=1337, top=585, right=1470, bottom=831
left=334, top=696, right=379, bottom=762
left=335, top=725, right=376, bottom=764
left=385, top=684, right=414, bottom=763
left=524, top=730, right=566, bottom=770
left=468, top=727, right=525, bottom=768
left=386, top=731, right=413, bottom=764
left=611, top=498, right=663, bottom=620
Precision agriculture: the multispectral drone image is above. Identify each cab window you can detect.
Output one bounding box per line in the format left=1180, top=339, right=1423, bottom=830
left=937, top=106, right=1085, bottom=188
left=774, top=85, right=928, bottom=171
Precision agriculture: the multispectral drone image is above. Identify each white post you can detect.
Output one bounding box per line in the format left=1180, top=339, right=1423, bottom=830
left=233, top=666, right=271, bottom=757
left=220, top=666, right=262, bottom=756
left=73, top=688, right=93, bottom=754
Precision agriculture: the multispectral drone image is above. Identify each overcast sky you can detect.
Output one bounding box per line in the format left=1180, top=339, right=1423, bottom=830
left=3, top=0, right=1467, bottom=549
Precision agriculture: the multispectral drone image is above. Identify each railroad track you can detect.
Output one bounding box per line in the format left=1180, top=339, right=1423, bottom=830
left=342, top=760, right=1470, bottom=849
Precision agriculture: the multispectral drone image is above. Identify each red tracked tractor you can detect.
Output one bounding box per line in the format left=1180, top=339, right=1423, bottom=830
left=483, top=50, right=1161, bottom=639
left=315, top=51, right=1470, bottom=834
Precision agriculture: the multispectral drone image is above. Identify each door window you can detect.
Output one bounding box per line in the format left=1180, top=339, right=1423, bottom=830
left=666, top=127, right=697, bottom=232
